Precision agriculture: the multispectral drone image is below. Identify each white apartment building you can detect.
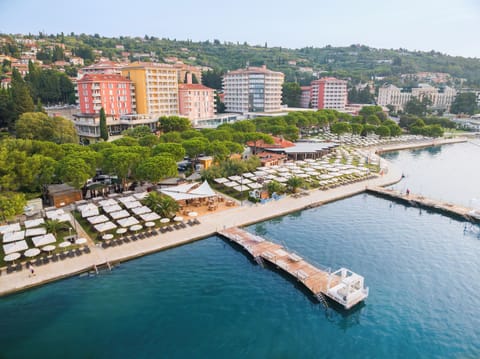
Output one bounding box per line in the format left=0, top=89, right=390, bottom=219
left=310, top=77, right=348, bottom=111
left=223, top=65, right=284, bottom=113
left=378, top=84, right=457, bottom=112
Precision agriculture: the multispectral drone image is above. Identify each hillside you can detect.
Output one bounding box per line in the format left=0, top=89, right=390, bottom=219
left=2, top=33, right=480, bottom=87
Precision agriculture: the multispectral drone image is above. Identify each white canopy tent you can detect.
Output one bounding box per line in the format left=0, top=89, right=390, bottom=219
left=159, top=181, right=216, bottom=201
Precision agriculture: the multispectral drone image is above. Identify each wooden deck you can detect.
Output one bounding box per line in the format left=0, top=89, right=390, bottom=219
left=218, top=227, right=365, bottom=309
left=367, top=186, right=480, bottom=222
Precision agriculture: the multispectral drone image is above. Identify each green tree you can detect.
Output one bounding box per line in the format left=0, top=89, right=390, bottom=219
left=351, top=123, right=363, bottom=135
left=56, top=156, right=94, bottom=188
left=99, top=107, right=108, bottom=141
left=111, top=136, right=139, bottom=146
left=159, top=131, right=182, bottom=143
left=182, top=138, right=208, bottom=161
left=138, top=134, right=159, bottom=147
left=42, top=219, right=69, bottom=236
left=0, top=89, right=15, bottom=129
left=375, top=125, right=391, bottom=138
left=16, top=112, right=78, bottom=143
left=143, top=191, right=180, bottom=218
left=0, top=192, right=26, bottom=221
left=282, top=82, right=302, bottom=107
left=101, top=147, right=145, bottom=187
left=404, top=97, right=429, bottom=116
left=450, top=93, right=478, bottom=115
left=159, top=116, right=192, bottom=132
left=136, top=155, right=177, bottom=183
left=330, top=122, right=352, bottom=136
left=286, top=176, right=304, bottom=193
left=266, top=180, right=285, bottom=195
left=122, top=125, right=152, bottom=138
left=152, top=143, right=186, bottom=161
left=10, top=68, right=34, bottom=120
left=206, top=140, right=230, bottom=162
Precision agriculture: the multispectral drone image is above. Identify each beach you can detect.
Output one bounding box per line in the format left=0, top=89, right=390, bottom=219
left=0, top=137, right=466, bottom=296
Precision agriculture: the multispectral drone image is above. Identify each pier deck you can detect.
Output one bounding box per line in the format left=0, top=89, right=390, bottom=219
left=218, top=227, right=368, bottom=310
left=367, top=186, right=480, bottom=222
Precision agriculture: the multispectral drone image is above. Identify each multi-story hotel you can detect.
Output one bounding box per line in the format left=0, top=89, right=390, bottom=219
left=310, top=77, right=348, bottom=111
left=178, top=83, right=216, bottom=125
left=223, top=65, right=284, bottom=113
left=76, top=74, right=135, bottom=117
left=121, top=62, right=179, bottom=117
left=378, top=84, right=457, bottom=111
left=74, top=72, right=155, bottom=143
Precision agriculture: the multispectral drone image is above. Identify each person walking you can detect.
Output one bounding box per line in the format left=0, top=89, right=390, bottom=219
left=27, top=262, right=35, bottom=277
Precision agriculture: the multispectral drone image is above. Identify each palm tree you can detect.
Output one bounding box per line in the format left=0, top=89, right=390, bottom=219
left=286, top=176, right=304, bottom=194
left=42, top=219, right=69, bottom=236
left=142, top=192, right=179, bottom=218
left=157, top=195, right=180, bottom=218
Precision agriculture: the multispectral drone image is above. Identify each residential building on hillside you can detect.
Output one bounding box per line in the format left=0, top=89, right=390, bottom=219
left=378, top=84, right=457, bottom=111
left=178, top=83, right=216, bottom=125
left=223, top=65, right=284, bottom=113
left=174, top=64, right=203, bottom=84
left=78, top=60, right=124, bottom=76
left=310, top=77, right=348, bottom=110
left=121, top=62, right=179, bottom=117
left=300, top=86, right=312, bottom=108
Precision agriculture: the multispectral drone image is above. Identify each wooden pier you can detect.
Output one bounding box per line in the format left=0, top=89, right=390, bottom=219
left=367, top=186, right=480, bottom=223
left=218, top=227, right=368, bottom=310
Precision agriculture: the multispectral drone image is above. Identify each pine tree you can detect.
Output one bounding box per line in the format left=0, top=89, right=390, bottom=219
left=99, top=107, right=108, bottom=141
left=11, top=68, right=34, bottom=120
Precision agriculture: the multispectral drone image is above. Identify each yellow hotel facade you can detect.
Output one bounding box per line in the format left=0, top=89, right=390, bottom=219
left=121, top=62, right=179, bottom=117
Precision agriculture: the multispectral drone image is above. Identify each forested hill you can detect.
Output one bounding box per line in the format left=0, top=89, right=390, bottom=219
left=2, top=33, right=480, bottom=86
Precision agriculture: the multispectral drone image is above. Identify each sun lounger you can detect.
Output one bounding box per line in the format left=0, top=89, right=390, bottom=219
left=83, top=246, right=91, bottom=254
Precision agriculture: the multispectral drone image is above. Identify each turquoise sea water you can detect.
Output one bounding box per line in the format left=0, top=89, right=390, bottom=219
left=1, top=143, right=480, bottom=358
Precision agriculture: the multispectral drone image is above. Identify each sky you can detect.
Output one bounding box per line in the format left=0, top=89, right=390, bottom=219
left=1, top=0, right=479, bottom=58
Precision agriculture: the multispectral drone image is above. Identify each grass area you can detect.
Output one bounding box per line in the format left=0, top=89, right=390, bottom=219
left=211, top=182, right=249, bottom=202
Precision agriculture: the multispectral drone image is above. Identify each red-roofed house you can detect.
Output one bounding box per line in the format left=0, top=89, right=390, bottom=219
left=246, top=136, right=295, bottom=153
left=256, top=151, right=288, bottom=167
left=178, top=83, right=215, bottom=124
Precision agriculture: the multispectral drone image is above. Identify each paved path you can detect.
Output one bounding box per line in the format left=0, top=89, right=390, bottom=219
left=0, top=160, right=402, bottom=296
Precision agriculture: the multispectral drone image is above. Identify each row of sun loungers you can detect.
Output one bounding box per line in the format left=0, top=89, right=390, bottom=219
left=101, top=230, right=159, bottom=248
left=100, top=219, right=202, bottom=249
left=1, top=246, right=91, bottom=275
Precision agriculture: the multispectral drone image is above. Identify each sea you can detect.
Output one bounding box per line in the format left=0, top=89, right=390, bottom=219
left=1, top=140, right=480, bottom=358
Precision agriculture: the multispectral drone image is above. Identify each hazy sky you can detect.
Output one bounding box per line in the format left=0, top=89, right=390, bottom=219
left=1, top=0, right=479, bottom=58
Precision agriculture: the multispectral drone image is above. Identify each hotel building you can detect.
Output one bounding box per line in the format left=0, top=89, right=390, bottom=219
left=310, top=77, right=348, bottom=111
left=223, top=65, right=284, bottom=113
left=178, top=83, right=216, bottom=125
left=76, top=74, right=135, bottom=117
left=121, top=62, right=179, bottom=117
left=378, top=84, right=457, bottom=112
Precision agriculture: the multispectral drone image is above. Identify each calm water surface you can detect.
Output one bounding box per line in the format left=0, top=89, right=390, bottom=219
left=1, top=143, right=480, bottom=358
left=383, top=139, right=480, bottom=207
